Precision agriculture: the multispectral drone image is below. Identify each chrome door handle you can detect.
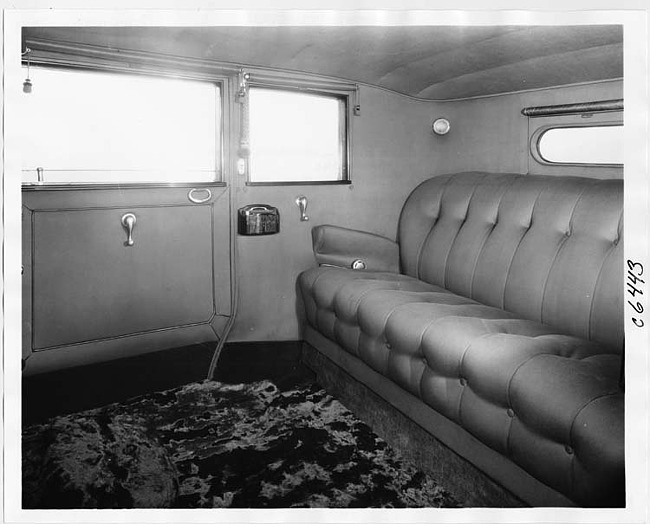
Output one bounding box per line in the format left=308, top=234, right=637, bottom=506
left=121, top=213, right=137, bottom=246
left=296, top=195, right=309, bottom=221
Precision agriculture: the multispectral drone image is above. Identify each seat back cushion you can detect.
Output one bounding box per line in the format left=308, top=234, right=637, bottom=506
left=398, top=172, right=623, bottom=351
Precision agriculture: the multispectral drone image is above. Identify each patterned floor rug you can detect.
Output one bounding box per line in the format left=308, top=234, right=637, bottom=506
left=22, top=379, right=459, bottom=509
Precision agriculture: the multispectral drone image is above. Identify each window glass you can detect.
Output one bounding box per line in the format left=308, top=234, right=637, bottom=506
left=248, top=87, right=347, bottom=183
left=538, top=125, right=623, bottom=165
left=21, top=66, right=220, bottom=184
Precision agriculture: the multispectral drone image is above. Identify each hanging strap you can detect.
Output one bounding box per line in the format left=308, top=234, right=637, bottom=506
left=237, top=69, right=251, bottom=159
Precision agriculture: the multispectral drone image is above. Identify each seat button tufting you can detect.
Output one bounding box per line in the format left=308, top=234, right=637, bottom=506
left=565, top=230, right=571, bottom=237
left=386, top=343, right=392, bottom=349
left=459, top=378, right=467, bottom=386
left=565, top=445, right=574, bottom=455
left=506, top=408, right=515, bottom=418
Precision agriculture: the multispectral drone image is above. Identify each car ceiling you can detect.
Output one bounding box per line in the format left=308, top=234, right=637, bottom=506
left=22, top=25, right=623, bottom=100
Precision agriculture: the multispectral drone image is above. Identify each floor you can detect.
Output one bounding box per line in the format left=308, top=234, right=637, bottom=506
left=23, top=360, right=458, bottom=509
left=22, top=341, right=314, bottom=425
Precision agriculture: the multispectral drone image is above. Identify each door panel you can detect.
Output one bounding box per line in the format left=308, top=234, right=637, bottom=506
left=32, top=205, right=214, bottom=349
left=22, top=186, right=231, bottom=373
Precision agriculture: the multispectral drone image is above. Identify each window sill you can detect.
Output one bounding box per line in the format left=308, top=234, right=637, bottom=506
left=245, top=180, right=351, bottom=187
left=21, top=182, right=227, bottom=191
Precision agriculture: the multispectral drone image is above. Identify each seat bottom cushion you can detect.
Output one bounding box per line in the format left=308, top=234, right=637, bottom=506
left=298, top=267, right=624, bottom=506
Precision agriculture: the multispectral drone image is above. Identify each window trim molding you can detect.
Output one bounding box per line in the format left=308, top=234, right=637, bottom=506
left=24, top=36, right=360, bottom=96
left=21, top=181, right=228, bottom=192
left=245, top=180, right=352, bottom=187
left=24, top=37, right=239, bottom=82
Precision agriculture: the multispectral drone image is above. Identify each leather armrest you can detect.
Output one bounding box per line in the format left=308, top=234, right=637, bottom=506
left=311, top=225, right=400, bottom=272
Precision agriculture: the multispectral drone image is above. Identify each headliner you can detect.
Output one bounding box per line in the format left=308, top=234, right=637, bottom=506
left=22, top=25, right=623, bottom=100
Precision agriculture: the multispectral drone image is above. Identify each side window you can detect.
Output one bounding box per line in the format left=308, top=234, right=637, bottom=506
left=537, top=125, right=623, bottom=166
left=247, top=87, right=349, bottom=184
left=21, top=66, right=221, bottom=185
left=526, top=105, right=623, bottom=177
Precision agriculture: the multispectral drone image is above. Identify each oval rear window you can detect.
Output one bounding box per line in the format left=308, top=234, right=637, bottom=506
left=538, top=125, right=623, bottom=165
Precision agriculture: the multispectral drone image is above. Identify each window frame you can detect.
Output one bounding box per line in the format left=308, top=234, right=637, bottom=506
left=528, top=110, right=624, bottom=177
left=244, top=83, right=352, bottom=187
left=21, top=37, right=359, bottom=190
left=532, top=121, right=624, bottom=168
left=20, top=59, right=229, bottom=191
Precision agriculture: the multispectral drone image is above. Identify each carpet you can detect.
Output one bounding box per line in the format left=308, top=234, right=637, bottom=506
left=22, top=379, right=459, bottom=509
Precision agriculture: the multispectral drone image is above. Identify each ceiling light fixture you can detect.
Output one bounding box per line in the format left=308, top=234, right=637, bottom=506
left=22, top=47, right=32, bottom=93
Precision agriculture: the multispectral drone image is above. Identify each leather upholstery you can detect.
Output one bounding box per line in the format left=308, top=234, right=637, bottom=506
left=298, top=173, right=624, bottom=506
left=398, top=172, right=623, bottom=350
left=311, top=225, right=400, bottom=272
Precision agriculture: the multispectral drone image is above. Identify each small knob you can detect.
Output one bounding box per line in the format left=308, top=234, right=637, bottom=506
left=351, top=259, right=366, bottom=270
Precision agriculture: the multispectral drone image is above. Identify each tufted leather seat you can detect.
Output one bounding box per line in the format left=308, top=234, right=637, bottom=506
left=298, top=172, right=624, bottom=507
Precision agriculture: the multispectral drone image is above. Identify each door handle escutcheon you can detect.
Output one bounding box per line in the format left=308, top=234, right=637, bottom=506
left=188, top=188, right=212, bottom=204
left=296, top=195, right=309, bottom=222
left=121, top=213, right=137, bottom=246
